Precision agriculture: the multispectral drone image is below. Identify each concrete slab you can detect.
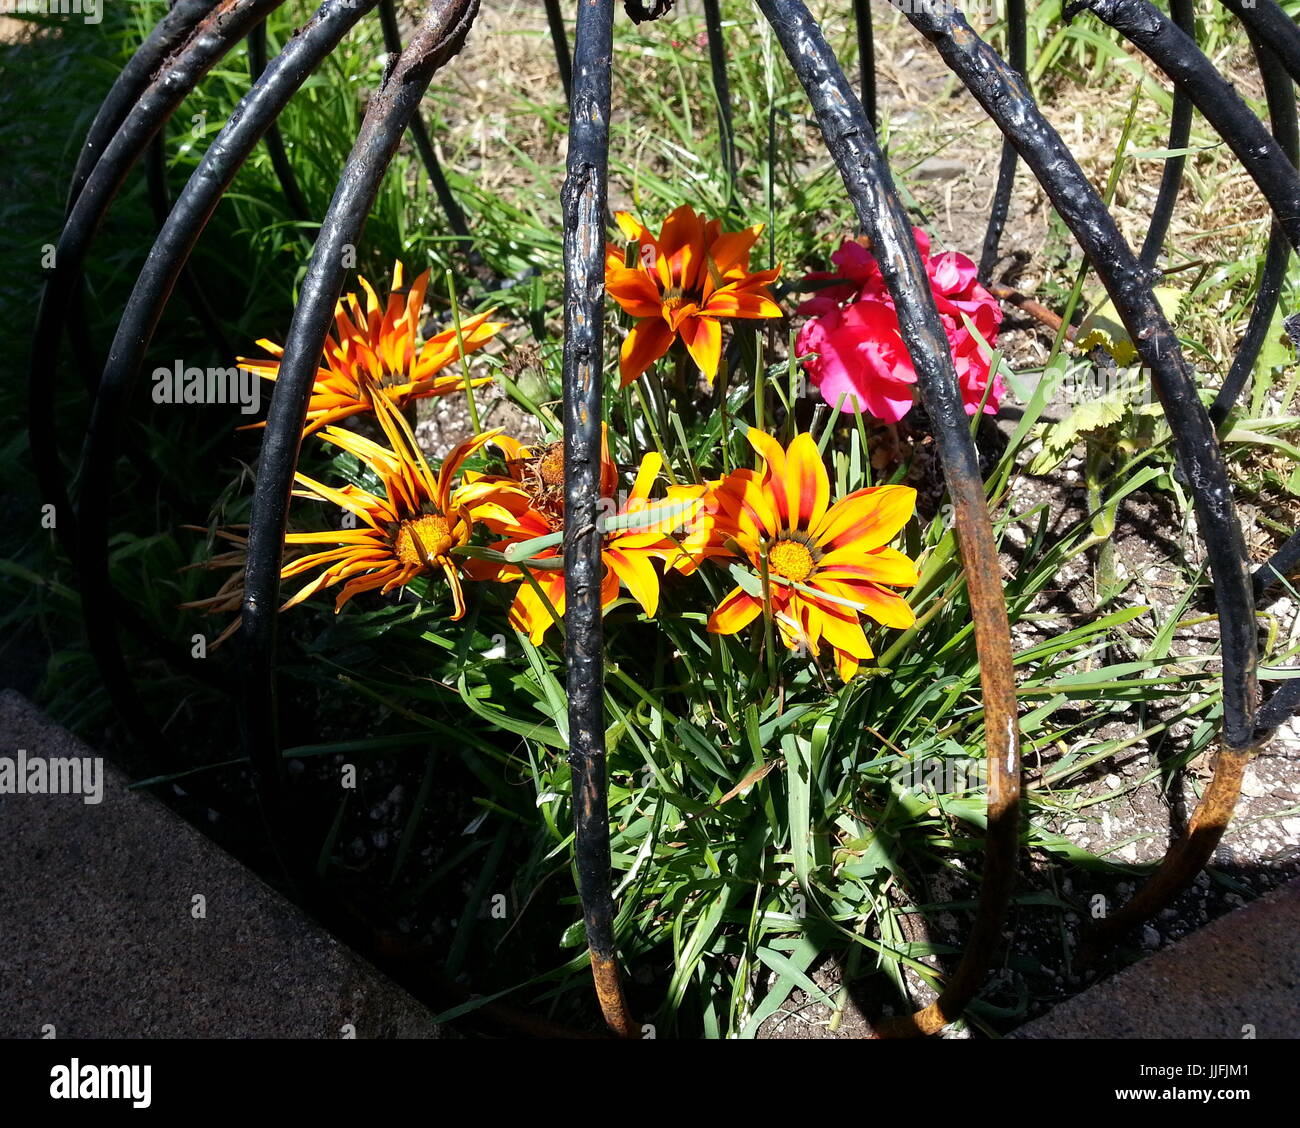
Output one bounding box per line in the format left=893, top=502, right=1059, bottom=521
left=0, top=690, right=442, bottom=1038
left=1012, top=876, right=1300, bottom=1038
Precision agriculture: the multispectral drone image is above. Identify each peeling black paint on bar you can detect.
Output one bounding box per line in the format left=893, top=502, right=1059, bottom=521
left=35, top=0, right=1298, bottom=1032
left=561, top=0, right=634, bottom=1035
left=1137, top=0, right=1193, bottom=270
left=901, top=4, right=1268, bottom=953
left=239, top=0, right=481, bottom=887
left=1067, top=0, right=1300, bottom=257
left=906, top=3, right=1259, bottom=753
left=1255, top=527, right=1300, bottom=600
left=1255, top=675, right=1300, bottom=736
left=76, top=0, right=379, bottom=772
left=978, top=0, right=1025, bottom=282
left=756, top=0, right=1023, bottom=1037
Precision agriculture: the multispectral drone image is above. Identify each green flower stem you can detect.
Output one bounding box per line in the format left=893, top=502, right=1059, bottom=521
left=445, top=267, right=481, bottom=436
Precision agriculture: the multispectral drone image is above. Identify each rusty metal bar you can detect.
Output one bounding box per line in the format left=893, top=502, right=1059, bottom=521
left=238, top=0, right=480, bottom=889
left=560, top=0, right=637, bottom=1039
left=898, top=6, right=1261, bottom=950
left=757, top=0, right=1022, bottom=1038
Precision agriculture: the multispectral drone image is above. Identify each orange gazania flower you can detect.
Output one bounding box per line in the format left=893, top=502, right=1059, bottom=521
left=704, top=429, right=919, bottom=681
left=282, top=392, right=525, bottom=618
left=605, top=205, right=782, bottom=387
left=476, top=446, right=699, bottom=644
left=239, top=261, right=503, bottom=434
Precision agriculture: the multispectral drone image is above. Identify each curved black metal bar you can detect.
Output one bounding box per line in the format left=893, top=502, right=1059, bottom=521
left=1255, top=675, right=1300, bottom=735
left=852, top=0, right=876, bottom=129
left=1255, top=527, right=1300, bottom=598
left=377, top=0, right=473, bottom=246
left=1210, top=32, right=1297, bottom=427
left=77, top=0, right=379, bottom=771
left=30, top=0, right=285, bottom=563
left=248, top=17, right=313, bottom=224
left=1137, top=0, right=1193, bottom=270
left=238, top=0, right=480, bottom=890
left=144, top=135, right=234, bottom=362
left=701, top=0, right=736, bottom=189
left=1217, top=0, right=1300, bottom=88
left=899, top=7, right=1262, bottom=953
left=560, top=0, right=636, bottom=1040
left=756, top=0, right=1022, bottom=1038
left=544, top=0, right=573, bottom=102
left=1066, top=0, right=1300, bottom=257
left=910, top=5, right=1259, bottom=746
left=978, top=0, right=1027, bottom=282
left=67, top=0, right=220, bottom=209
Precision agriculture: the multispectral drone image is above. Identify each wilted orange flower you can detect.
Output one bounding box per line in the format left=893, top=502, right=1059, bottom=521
left=605, top=205, right=782, bottom=387
left=474, top=442, right=699, bottom=644
left=471, top=432, right=617, bottom=533
left=177, top=526, right=264, bottom=649
left=239, top=261, right=503, bottom=434
left=704, top=429, right=918, bottom=681
left=282, top=391, right=525, bottom=618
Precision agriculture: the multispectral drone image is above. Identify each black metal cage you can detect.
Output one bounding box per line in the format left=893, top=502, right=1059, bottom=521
left=28, top=0, right=1300, bottom=1035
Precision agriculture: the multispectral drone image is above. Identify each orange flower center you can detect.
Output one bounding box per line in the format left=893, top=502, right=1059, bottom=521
left=395, top=515, right=454, bottom=567
left=538, top=444, right=565, bottom=487
left=768, top=539, right=815, bottom=583
left=661, top=287, right=701, bottom=329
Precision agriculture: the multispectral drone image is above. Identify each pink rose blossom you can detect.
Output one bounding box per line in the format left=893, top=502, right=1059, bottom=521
left=795, top=229, right=1004, bottom=422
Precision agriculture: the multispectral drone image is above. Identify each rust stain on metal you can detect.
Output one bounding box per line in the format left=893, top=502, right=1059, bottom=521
left=1082, top=739, right=1257, bottom=960
left=590, top=950, right=638, bottom=1037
